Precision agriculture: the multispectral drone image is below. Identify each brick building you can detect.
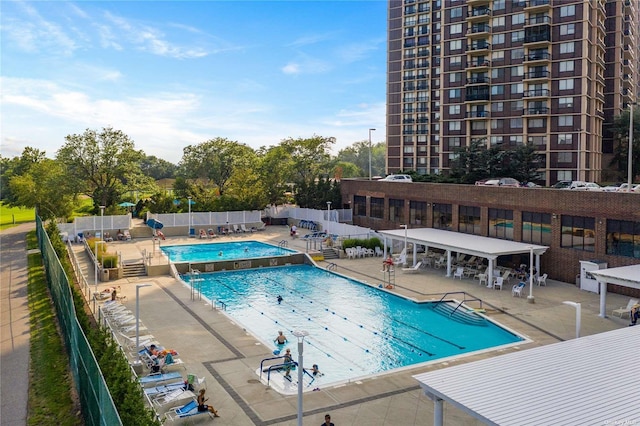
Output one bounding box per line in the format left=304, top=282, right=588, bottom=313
left=341, top=179, right=640, bottom=296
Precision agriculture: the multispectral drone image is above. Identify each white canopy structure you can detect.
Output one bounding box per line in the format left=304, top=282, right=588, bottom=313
left=414, top=325, right=640, bottom=426
left=590, top=264, right=640, bottom=318
left=378, top=228, right=547, bottom=286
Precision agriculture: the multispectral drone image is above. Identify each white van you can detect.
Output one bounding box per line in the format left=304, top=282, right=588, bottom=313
left=380, top=174, right=413, bottom=182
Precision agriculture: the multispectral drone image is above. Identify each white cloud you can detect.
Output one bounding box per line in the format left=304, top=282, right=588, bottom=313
left=282, top=63, right=300, bottom=75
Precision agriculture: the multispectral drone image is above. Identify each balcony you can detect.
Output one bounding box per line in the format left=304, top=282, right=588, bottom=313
left=402, top=118, right=415, bottom=124
left=416, top=107, right=429, bottom=112
left=624, top=45, right=635, bottom=59
left=525, top=0, right=550, bottom=10
left=417, top=117, right=429, bottom=123
left=525, top=70, right=549, bottom=80
left=524, top=32, right=551, bottom=44
left=403, top=130, right=415, bottom=135
left=466, top=76, right=490, bottom=84
left=468, top=24, right=491, bottom=35
left=525, top=15, right=551, bottom=25
left=465, top=91, right=490, bottom=102
left=466, top=111, right=490, bottom=118
left=523, top=107, right=549, bottom=115
left=403, top=84, right=416, bottom=91
left=467, top=7, right=491, bottom=19
left=523, top=88, right=550, bottom=97
left=467, top=59, right=490, bottom=69
left=525, top=51, right=550, bottom=62
left=469, top=41, right=491, bottom=51
left=403, top=107, right=415, bottom=113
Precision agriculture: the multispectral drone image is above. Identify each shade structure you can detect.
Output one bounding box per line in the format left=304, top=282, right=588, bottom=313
left=119, top=202, right=136, bottom=207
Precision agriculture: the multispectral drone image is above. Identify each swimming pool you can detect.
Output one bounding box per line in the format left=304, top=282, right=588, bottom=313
left=181, top=264, right=525, bottom=392
left=161, top=241, right=296, bottom=262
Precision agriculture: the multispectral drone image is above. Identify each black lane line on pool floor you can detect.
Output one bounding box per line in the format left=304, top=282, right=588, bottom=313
left=159, top=280, right=424, bottom=425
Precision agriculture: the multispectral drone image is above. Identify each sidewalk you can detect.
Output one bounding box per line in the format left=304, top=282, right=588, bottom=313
left=0, top=223, right=35, bottom=426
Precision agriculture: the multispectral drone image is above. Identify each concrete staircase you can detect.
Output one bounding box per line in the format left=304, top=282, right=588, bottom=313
left=322, top=248, right=339, bottom=260
left=122, top=262, right=146, bottom=278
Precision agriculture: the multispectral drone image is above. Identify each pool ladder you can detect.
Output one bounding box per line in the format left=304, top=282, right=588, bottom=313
left=278, top=240, right=288, bottom=248
left=259, top=355, right=315, bottom=387
left=432, top=292, right=487, bottom=326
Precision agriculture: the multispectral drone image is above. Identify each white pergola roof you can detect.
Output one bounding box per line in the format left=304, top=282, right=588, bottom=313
left=414, top=326, right=640, bottom=426
left=590, top=264, right=640, bottom=290
left=378, top=228, right=547, bottom=259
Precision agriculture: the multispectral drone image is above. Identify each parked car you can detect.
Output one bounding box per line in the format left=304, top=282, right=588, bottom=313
left=615, top=183, right=640, bottom=192
left=552, top=180, right=572, bottom=189
left=578, top=182, right=603, bottom=191
left=475, top=177, right=520, bottom=187
left=380, top=174, right=413, bottom=182
left=558, top=181, right=588, bottom=190
left=602, top=183, right=622, bottom=192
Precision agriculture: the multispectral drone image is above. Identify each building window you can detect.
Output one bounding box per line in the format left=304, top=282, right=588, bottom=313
left=488, top=208, right=514, bottom=240
left=560, top=4, right=575, bottom=17
left=559, top=97, right=573, bottom=108
left=529, top=118, right=545, bottom=128
left=492, top=34, right=505, bottom=45
left=450, top=23, right=462, bottom=35
left=511, top=83, right=524, bottom=94
left=511, top=48, right=524, bottom=60
left=449, top=105, right=461, bottom=115
left=449, top=39, right=462, bottom=51
left=459, top=206, right=481, bottom=235
left=450, top=55, right=462, bottom=66
left=449, top=88, right=461, bottom=98
left=560, top=42, right=575, bottom=54
left=370, top=197, right=384, bottom=219
left=491, top=136, right=503, bottom=145
left=558, top=115, right=574, bottom=127
left=510, top=135, right=523, bottom=145
left=491, top=85, right=504, bottom=95
left=558, top=133, right=573, bottom=144
left=561, top=215, right=595, bottom=252
left=492, top=51, right=504, bottom=61
left=559, top=60, right=574, bottom=72
left=558, top=152, right=573, bottom=163
left=522, top=212, right=551, bottom=245
left=389, top=199, right=404, bottom=223
left=511, top=31, right=524, bottom=43
left=354, top=196, right=366, bottom=217
left=494, top=0, right=505, bottom=10
left=409, top=201, right=427, bottom=226
left=557, top=170, right=572, bottom=181
left=512, top=13, right=525, bottom=25
left=560, top=23, right=575, bottom=35
left=607, top=220, right=640, bottom=258
left=433, top=204, right=452, bottom=230
left=511, top=118, right=523, bottom=128
left=448, top=136, right=461, bottom=147
left=559, top=79, right=574, bottom=90
left=450, top=7, right=463, bottom=18
left=493, top=16, right=505, bottom=27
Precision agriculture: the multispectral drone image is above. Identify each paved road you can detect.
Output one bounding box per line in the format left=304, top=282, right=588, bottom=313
left=1, top=223, right=35, bottom=426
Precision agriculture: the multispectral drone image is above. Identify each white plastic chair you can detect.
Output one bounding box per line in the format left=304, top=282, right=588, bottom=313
left=493, top=277, right=504, bottom=290
left=612, top=298, right=639, bottom=318
left=477, top=273, right=488, bottom=287
left=453, top=267, right=464, bottom=280
left=536, top=273, right=548, bottom=286
left=512, top=283, right=525, bottom=297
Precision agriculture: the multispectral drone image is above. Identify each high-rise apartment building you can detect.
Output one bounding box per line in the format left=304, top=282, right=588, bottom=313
left=387, top=0, right=639, bottom=185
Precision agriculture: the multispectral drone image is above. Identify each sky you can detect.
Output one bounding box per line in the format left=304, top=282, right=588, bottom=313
left=1, top=0, right=388, bottom=163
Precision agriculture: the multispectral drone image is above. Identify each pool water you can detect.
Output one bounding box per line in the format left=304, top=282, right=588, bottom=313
left=161, top=241, right=295, bottom=262
left=182, top=264, right=524, bottom=387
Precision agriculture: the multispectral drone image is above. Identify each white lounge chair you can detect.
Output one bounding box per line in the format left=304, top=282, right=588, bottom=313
left=152, top=388, right=195, bottom=408
left=612, top=298, right=639, bottom=318
left=401, top=261, right=423, bottom=273
left=165, top=400, right=213, bottom=422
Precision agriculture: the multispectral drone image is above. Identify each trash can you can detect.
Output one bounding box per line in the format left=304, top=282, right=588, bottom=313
left=101, top=268, right=110, bottom=282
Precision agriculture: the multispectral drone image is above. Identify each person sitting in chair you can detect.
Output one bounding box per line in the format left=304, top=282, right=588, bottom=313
left=197, top=389, right=220, bottom=417
left=630, top=303, right=640, bottom=326
left=382, top=255, right=394, bottom=272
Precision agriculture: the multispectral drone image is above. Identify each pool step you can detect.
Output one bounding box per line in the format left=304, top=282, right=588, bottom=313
left=122, top=262, right=146, bottom=278
left=432, top=301, right=487, bottom=326
left=322, top=248, right=339, bottom=260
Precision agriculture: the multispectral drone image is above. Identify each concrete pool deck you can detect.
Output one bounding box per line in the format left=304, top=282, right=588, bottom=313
left=76, top=225, right=630, bottom=425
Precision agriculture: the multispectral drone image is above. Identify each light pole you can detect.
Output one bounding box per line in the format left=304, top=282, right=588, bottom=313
left=527, top=246, right=535, bottom=304
left=628, top=103, right=636, bottom=192
left=93, top=240, right=106, bottom=312
left=292, top=330, right=309, bottom=426
left=100, top=205, right=105, bottom=240
left=401, top=224, right=408, bottom=257
left=368, top=128, right=376, bottom=180
left=136, top=284, right=152, bottom=352
left=188, top=196, right=192, bottom=237
left=326, top=201, right=332, bottom=222
left=562, top=301, right=581, bottom=338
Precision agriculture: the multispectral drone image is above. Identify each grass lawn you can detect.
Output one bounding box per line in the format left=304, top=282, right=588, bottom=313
left=26, top=232, right=82, bottom=425
left=0, top=203, right=35, bottom=230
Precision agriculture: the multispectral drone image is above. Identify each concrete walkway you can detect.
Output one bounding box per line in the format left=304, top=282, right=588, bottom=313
left=0, top=223, right=35, bottom=426
left=73, top=226, right=631, bottom=426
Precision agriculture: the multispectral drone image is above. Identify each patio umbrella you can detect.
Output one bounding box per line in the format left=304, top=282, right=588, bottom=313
left=119, top=202, right=136, bottom=207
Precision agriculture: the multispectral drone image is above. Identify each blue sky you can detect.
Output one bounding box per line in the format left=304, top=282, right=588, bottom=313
left=1, top=0, right=387, bottom=163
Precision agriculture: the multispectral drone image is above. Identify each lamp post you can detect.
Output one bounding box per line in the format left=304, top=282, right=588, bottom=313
left=100, top=205, right=105, bottom=240
left=527, top=246, right=535, bottom=304
left=401, top=224, right=408, bottom=257
left=326, top=201, right=332, bottom=222
left=93, top=240, right=106, bottom=312
left=292, top=330, right=309, bottom=426
left=136, top=284, right=152, bottom=352
left=562, top=301, right=581, bottom=338
left=368, top=128, right=376, bottom=180
left=628, top=103, right=636, bottom=192
left=188, top=196, right=192, bottom=236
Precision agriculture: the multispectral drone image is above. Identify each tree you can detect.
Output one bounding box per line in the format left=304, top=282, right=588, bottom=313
left=9, top=158, right=74, bottom=220
left=609, top=107, right=640, bottom=181
left=140, top=155, right=178, bottom=180
left=0, top=147, right=47, bottom=204
left=336, top=140, right=386, bottom=178
left=56, top=127, right=152, bottom=211
left=179, top=138, right=255, bottom=196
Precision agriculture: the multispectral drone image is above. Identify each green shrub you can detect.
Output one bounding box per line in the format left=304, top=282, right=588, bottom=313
left=342, top=237, right=383, bottom=251
left=101, top=254, right=118, bottom=268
